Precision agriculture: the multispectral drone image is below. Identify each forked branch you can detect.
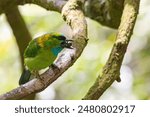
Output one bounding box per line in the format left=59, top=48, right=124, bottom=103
left=0, top=0, right=87, bottom=100
left=83, top=0, right=140, bottom=100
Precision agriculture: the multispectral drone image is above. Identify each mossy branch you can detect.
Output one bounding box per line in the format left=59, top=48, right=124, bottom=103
left=0, top=0, right=87, bottom=100
left=83, top=0, right=140, bottom=100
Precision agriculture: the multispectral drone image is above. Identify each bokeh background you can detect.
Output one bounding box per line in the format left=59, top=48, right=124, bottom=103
left=0, top=0, right=150, bottom=99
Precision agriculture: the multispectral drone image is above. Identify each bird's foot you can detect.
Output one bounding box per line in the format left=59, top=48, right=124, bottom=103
left=33, top=71, right=47, bottom=88
left=49, top=64, right=60, bottom=72
left=51, top=64, right=58, bottom=69
left=33, top=71, right=41, bottom=79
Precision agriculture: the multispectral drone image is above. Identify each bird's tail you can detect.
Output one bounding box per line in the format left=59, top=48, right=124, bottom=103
left=19, top=69, right=31, bottom=85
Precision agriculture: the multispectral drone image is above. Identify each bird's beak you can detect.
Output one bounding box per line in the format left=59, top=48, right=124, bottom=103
left=65, top=40, right=73, bottom=49
left=61, top=40, right=73, bottom=49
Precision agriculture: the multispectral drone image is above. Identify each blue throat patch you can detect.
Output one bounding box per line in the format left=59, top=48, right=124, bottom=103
left=51, top=47, right=63, bottom=56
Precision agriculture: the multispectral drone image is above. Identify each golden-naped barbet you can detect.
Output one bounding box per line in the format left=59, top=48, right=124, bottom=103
left=19, top=33, right=72, bottom=85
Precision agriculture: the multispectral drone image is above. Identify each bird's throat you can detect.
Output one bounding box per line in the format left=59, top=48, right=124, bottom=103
left=51, top=47, right=63, bottom=56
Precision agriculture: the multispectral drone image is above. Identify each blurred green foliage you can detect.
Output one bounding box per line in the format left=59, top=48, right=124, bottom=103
left=0, top=2, right=150, bottom=99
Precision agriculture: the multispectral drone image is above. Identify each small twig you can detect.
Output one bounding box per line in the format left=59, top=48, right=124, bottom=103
left=83, top=0, right=140, bottom=100
left=0, top=0, right=87, bottom=100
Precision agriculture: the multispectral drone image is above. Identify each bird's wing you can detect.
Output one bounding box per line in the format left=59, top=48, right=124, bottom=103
left=24, top=39, right=41, bottom=58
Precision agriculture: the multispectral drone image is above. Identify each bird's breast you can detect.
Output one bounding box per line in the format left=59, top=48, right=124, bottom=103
left=24, top=49, right=56, bottom=71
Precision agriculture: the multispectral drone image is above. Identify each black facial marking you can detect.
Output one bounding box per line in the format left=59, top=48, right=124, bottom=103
left=52, top=35, right=66, bottom=41
left=58, top=35, right=66, bottom=40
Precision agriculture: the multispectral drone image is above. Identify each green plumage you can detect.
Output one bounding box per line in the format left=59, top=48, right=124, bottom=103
left=19, top=33, right=72, bottom=85
left=24, top=39, right=41, bottom=58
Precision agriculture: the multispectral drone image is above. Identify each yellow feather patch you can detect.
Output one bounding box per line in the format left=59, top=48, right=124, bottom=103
left=37, top=34, right=51, bottom=47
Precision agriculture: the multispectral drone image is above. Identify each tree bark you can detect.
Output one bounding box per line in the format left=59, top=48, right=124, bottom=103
left=83, top=0, right=140, bottom=100
left=0, top=0, right=124, bottom=29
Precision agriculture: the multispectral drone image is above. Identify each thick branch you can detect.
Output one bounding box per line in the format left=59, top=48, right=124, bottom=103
left=83, top=0, right=140, bottom=100
left=85, top=0, right=124, bottom=28
left=0, top=0, right=124, bottom=28
left=0, top=0, right=87, bottom=100
left=0, top=0, right=67, bottom=13
left=5, top=6, right=32, bottom=69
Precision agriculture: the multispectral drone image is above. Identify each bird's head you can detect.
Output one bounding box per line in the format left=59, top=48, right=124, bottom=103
left=37, top=33, right=73, bottom=56
left=51, top=33, right=73, bottom=49
left=37, top=33, right=73, bottom=49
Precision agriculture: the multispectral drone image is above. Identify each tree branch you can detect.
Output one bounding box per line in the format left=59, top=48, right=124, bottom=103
left=83, top=0, right=140, bottom=100
left=0, top=0, right=67, bottom=13
left=4, top=5, right=32, bottom=69
left=85, top=0, right=124, bottom=28
left=0, top=0, right=87, bottom=100
left=0, top=0, right=124, bottom=29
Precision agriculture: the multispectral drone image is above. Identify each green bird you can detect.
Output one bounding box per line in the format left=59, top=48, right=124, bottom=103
left=19, top=33, right=72, bottom=85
